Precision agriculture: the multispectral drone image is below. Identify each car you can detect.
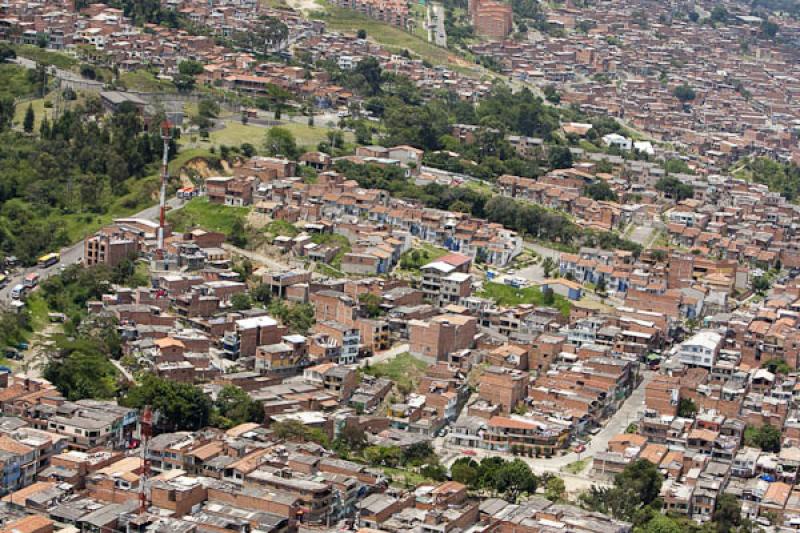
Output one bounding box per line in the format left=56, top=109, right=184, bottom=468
left=3, top=348, right=21, bottom=360
left=16, top=342, right=28, bottom=351
left=573, top=444, right=586, bottom=454
left=589, top=427, right=602, bottom=435
left=462, top=449, right=476, bottom=456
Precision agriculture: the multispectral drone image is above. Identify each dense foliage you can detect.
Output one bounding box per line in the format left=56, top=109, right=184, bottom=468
left=742, top=157, right=800, bottom=201
left=0, top=101, right=176, bottom=264
left=450, top=456, right=540, bottom=502
left=122, top=375, right=212, bottom=432
left=655, top=176, right=694, bottom=201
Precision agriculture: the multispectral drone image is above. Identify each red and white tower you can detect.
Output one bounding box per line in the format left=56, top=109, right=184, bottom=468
left=157, top=121, right=173, bottom=255
left=139, top=405, right=153, bottom=515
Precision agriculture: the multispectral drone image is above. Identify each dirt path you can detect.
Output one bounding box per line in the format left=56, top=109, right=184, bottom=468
left=18, top=323, right=61, bottom=379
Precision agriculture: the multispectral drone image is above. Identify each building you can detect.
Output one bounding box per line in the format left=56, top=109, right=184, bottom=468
left=409, top=314, right=477, bottom=362
left=676, top=330, right=723, bottom=369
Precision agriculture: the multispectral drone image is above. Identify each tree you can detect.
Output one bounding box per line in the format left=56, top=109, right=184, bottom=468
left=494, top=459, right=538, bottom=502
left=403, top=441, right=435, bottom=466
left=121, top=375, right=211, bottom=432
left=43, top=349, right=118, bottom=401
left=450, top=458, right=479, bottom=487
left=763, top=358, right=791, bottom=375
left=264, top=127, right=299, bottom=159
left=616, top=459, right=662, bottom=506
left=364, top=445, right=403, bottom=467
left=230, top=293, right=252, bottom=311
left=251, top=283, right=273, bottom=305
left=357, top=29, right=367, bottom=39
left=543, top=84, right=560, bottom=104
left=232, top=16, right=288, bottom=55
left=23, top=104, right=34, bottom=134
left=421, top=462, right=448, bottom=481
left=710, top=5, right=728, bottom=23
left=677, top=397, right=697, bottom=418
left=596, top=276, right=607, bottom=296
left=359, top=292, right=383, bottom=318
left=544, top=476, right=566, bottom=501
left=353, top=57, right=383, bottom=97
left=761, top=20, right=779, bottom=39
left=713, top=493, right=742, bottom=533
left=229, top=218, right=248, bottom=248
left=640, top=514, right=683, bottom=533
left=272, top=419, right=309, bottom=440
left=548, top=146, right=573, bottom=169
left=333, top=425, right=368, bottom=454
left=673, top=83, right=696, bottom=102
left=584, top=181, right=617, bottom=201
left=213, top=385, right=264, bottom=428
left=655, top=176, right=694, bottom=201
left=178, top=59, right=204, bottom=76
left=745, top=423, right=781, bottom=452
left=582, top=459, right=663, bottom=520
left=541, top=257, right=556, bottom=278
left=241, top=143, right=256, bottom=158
left=753, top=276, right=770, bottom=295
left=197, top=98, right=220, bottom=119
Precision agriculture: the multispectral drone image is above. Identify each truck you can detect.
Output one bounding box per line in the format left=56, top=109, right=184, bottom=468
left=37, top=253, right=60, bottom=268
left=23, top=272, right=40, bottom=289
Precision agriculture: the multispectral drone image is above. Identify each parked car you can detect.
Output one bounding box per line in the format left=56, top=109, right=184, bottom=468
left=3, top=348, right=22, bottom=360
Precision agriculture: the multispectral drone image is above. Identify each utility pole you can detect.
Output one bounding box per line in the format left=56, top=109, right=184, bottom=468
left=157, top=121, right=173, bottom=256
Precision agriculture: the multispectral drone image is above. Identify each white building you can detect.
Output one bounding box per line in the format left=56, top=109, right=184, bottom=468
left=676, top=330, right=722, bottom=369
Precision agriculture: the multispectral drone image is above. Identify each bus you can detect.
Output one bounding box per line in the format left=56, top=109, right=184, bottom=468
left=10, top=284, right=24, bottom=300
left=23, top=272, right=40, bottom=288
left=0, top=274, right=6, bottom=288
left=37, top=253, right=60, bottom=268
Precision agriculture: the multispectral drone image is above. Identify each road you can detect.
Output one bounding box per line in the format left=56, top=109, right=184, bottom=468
left=0, top=197, right=183, bottom=304
left=437, top=370, right=654, bottom=492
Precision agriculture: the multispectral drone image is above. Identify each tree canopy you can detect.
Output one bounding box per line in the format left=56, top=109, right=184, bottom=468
left=121, top=375, right=211, bottom=432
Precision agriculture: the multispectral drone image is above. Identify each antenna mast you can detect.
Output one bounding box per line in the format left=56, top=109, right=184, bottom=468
left=158, top=121, right=173, bottom=255
left=139, top=405, right=153, bottom=515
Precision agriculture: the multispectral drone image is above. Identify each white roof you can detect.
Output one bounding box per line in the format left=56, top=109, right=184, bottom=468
left=422, top=261, right=456, bottom=273
left=683, top=330, right=722, bottom=350
left=236, top=316, right=278, bottom=329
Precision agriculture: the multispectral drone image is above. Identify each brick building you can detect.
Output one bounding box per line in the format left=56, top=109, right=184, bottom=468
left=478, top=366, right=529, bottom=414
left=409, top=314, right=477, bottom=361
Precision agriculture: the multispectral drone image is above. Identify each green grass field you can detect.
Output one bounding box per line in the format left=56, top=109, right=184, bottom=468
left=120, top=70, right=176, bottom=93
left=361, top=353, right=430, bottom=393
left=396, top=243, right=449, bottom=274
left=0, top=64, right=37, bottom=99
left=14, top=45, right=78, bottom=70
left=13, top=97, right=48, bottom=130
left=477, top=281, right=571, bottom=316
left=167, top=197, right=249, bottom=234
left=314, top=1, right=475, bottom=71
left=182, top=121, right=350, bottom=153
